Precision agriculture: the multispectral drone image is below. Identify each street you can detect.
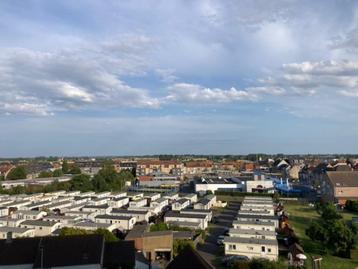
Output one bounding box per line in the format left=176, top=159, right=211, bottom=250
left=197, top=201, right=240, bottom=268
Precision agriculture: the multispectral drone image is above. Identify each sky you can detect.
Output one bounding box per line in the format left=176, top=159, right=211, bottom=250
left=1, top=0, right=358, bottom=157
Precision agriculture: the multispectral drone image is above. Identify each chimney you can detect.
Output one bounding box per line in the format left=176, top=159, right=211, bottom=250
left=6, top=231, right=12, bottom=243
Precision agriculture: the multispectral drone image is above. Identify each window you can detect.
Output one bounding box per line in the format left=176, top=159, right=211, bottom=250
left=261, top=246, right=265, bottom=252
left=247, top=247, right=253, bottom=250
left=229, top=244, right=236, bottom=250
left=268, top=248, right=271, bottom=253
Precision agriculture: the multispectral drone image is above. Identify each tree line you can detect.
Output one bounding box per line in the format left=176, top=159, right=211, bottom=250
left=0, top=162, right=134, bottom=195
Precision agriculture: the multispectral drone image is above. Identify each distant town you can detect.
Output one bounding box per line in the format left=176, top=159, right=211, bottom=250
left=0, top=155, right=357, bottom=268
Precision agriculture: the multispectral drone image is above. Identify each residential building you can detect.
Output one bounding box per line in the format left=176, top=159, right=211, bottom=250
left=95, top=215, right=136, bottom=231
left=172, top=198, right=190, bottom=211
left=224, top=237, right=279, bottom=261
left=164, top=211, right=209, bottom=230
left=19, top=220, right=61, bottom=236
left=321, top=171, right=358, bottom=205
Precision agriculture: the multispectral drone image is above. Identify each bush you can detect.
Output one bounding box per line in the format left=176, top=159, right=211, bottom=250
left=173, top=239, right=194, bottom=257
left=345, top=200, right=358, bottom=212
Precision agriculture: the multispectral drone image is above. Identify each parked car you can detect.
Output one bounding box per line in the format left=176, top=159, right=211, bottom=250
left=222, top=255, right=249, bottom=266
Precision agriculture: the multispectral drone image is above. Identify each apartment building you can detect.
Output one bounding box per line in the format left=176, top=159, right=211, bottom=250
left=136, top=160, right=183, bottom=177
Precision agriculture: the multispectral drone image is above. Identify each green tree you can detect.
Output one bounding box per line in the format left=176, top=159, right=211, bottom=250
left=37, top=171, right=53, bottom=178
left=59, top=227, right=118, bottom=242
left=321, top=203, right=342, bottom=221
left=345, top=200, right=358, bottom=212
left=94, top=228, right=118, bottom=242
left=6, top=166, right=27, bottom=180
left=150, top=222, right=169, bottom=232
left=68, top=165, right=81, bottom=175
left=306, top=221, right=326, bottom=242
left=71, top=174, right=93, bottom=192
left=59, top=227, right=90, bottom=236
left=53, top=169, right=64, bottom=177
left=92, top=174, right=110, bottom=192
left=62, top=160, right=69, bottom=173
left=327, top=219, right=355, bottom=258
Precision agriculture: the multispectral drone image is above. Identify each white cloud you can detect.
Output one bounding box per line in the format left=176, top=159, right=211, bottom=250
left=164, top=83, right=287, bottom=104
left=0, top=37, right=160, bottom=116
left=259, top=60, right=358, bottom=97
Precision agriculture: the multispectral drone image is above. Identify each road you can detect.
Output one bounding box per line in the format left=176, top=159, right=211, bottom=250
left=197, top=201, right=240, bottom=268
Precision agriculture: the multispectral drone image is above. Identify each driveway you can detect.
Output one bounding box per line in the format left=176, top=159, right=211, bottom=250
left=197, top=201, right=240, bottom=268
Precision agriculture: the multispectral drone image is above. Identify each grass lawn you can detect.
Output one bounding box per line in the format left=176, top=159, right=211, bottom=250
left=283, top=201, right=358, bottom=269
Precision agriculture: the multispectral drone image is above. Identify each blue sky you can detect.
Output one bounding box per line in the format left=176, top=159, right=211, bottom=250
left=1, top=0, right=358, bottom=157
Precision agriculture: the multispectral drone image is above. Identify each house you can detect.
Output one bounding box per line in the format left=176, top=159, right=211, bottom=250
left=150, top=198, right=169, bottom=211
left=321, top=171, right=358, bottom=205
left=228, top=228, right=276, bottom=240
left=89, top=197, right=110, bottom=206
left=129, top=198, right=147, bottom=208
left=126, top=226, right=173, bottom=262
left=0, top=234, right=135, bottom=269
left=136, top=160, right=183, bottom=177
left=183, top=193, right=198, bottom=203
left=238, top=208, right=275, bottom=216
left=0, top=207, right=8, bottom=217
left=164, top=211, right=209, bottom=230
left=111, top=208, right=151, bottom=223
left=82, top=204, right=112, bottom=215
left=11, top=210, right=47, bottom=220
left=72, top=221, right=117, bottom=232
left=0, top=216, right=26, bottom=227
left=172, top=199, right=190, bottom=211
left=108, top=197, right=129, bottom=208
left=181, top=209, right=212, bottom=221
left=232, top=219, right=276, bottom=232
left=64, top=210, right=97, bottom=221
left=184, top=160, right=213, bottom=175
left=43, top=215, right=81, bottom=226
left=236, top=214, right=279, bottom=228
left=194, top=195, right=216, bottom=210
left=94, top=192, right=111, bottom=198
left=0, top=227, right=35, bottom=239
left=224, top=237, right=279, bottom=261
left=144, top=193, right=161, bottom=203
left=163, top=192, right=179, bottom=201
left=110, top=192, right=127, bottom=199
left=19, top=220, right=61, bottom=236
left=95, top=215, right=136, bottom=231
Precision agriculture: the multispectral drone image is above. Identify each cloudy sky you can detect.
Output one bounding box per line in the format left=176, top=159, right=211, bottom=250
left=1, top=0, right=358, bottom=157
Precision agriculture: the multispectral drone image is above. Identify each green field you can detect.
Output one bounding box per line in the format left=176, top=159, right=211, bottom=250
left=283, top=201, right=358, bottom=269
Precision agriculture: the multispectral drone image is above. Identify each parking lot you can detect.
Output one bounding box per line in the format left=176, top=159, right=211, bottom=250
left=197, top=201, right=240, bottom=267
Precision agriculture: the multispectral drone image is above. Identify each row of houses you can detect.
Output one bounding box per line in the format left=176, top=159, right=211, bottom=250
left=0, top=190, right=219, bottom=241
left=223, top=196, right=279, bottom=261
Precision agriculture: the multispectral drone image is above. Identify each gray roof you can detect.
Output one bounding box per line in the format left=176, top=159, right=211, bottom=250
left=95, top=214, right=133, bottom=220
left=233, top=219, right=275, bottom=226
left=111, top=209, right=149, bottom=215
left=181, top=209, right=211, bottom=214
left=223, top=236, right=278, bottom=246
left=21, top=220, right=58, bottom=227
left=237, top=214, right=278, bottom=221
left=0, top=227, right=34, bottom=233
left=165, top=211, right=206, bottom=219
left=229, top=228, right=276, bottom=236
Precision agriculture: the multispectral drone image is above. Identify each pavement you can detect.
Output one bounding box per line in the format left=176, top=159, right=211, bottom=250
left=197, top=201, right=240, bottom=268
